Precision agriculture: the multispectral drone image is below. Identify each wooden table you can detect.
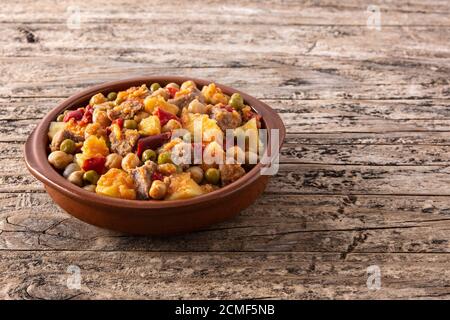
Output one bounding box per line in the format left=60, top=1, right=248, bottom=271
left=1, top=0, right=449, bottom=299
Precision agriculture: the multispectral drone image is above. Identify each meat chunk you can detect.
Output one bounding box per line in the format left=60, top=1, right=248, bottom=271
left=168, top=87, right=205, bottom=109
left=109, top=129, right=139, bottom=157
left=211, top=106, right=242, bottom=131
left=50, top=129, right=84, bottom=152
left=130, top=161, right=157, bottom=200
left=219, top=164, right=245, bottom=186
left=107, top=98, right=143, bottom=120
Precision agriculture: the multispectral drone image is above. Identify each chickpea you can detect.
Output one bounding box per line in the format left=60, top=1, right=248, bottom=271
left=162, top=119, right=182, bottom=133
left=165, top=82, right=180, bottom=90
left=67, top=171, right=84, bottom=186
left=180, top=80, right=197, bottom=90
left=157, top=163, right=177, bottom=175
left=83, top=184, right=96, bottom=192
left=105, top=153, right=122, bottom=169
left=93, top=109, right=111, bottom=127
left=149, top=180, right=167, bottom=200
left=187, top=166, right=204, bottom=184
left=151, top=88, right=169, bottom=100
left=121, top=153, right=140, bottom=172
left=89, top=93, right=107, bottom=106
left=48, top=151, right=73, bottom=170
left=187, top=99, right=206, bottom=114
left=63, top=163, right=81, bottom=178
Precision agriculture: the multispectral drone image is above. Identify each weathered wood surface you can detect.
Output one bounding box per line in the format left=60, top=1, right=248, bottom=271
left=1, top=0, right=450, bottom=299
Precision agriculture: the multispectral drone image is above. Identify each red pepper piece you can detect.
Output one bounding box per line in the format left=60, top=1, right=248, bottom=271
left=151, top=172, right=164, bottom=181
left=112, top=118, right=124, bottom=129
left=136, top=132, right=171, bottom=157
left=166, top=87, right=179, bottom=98
left=155, top=107, right=180, bottom=126
left=79, top=105, right=93, bottom=125
left=82, top=156, right=106, bottom=174
left=63, top=109, right=84, bottom=122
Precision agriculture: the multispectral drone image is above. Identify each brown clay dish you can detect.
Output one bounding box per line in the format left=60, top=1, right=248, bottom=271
left=24, top=76, right=285, bottom=235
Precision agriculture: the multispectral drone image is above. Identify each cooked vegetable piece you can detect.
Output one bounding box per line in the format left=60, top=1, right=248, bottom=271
left=205, top=168, right=220, bottom=185
left=142, top=149, right=156, bottom=162
left=150, top=83, right=161, bottom=92
left=67, top=171, right=84, bottom=186
left=122, top=153, right=141, bottom=172
left=105, top=153, right=123, bottom=169
left=187, top=166, right=204, bottom=184
left=136, top=132, right=171, bottom=157
left=63, top=109, right=84, bottom=122
left=124, top=119, right=138, bottom=130
left=83, top=170, right=100, bottom=185
left=63, top=163, right=81, bottom=178
left=48, top=151, right=73, bottom=170
left=60, top=139, right=76, bottom=154
left=165, top=173, right=204, bottom=200
left=149, top=180, right=167, bottom=200
left=82, top=156, right=106, bottom=174
left=229, top=93, right=244, bottom=110
left=48, top=122, right=66, bottom=140
left=154, top=107, right=180, bottom=126
left=90, top=93, right=107, bottom=106
left=138, top=115, right=161, bottom=136
left=95, top=168, right=136, bottom=200
left=158, top=152, right=172, bottom=165
left=107, top=92, right=117, bottom=101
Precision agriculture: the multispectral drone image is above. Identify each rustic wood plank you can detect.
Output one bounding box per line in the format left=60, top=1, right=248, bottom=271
left=2, top=0, right=450, bottom=26
left=2, top=24, right=450, bottom=65
left=1, top=56, right=449, bottom=100
left=0, top=251, right=449, bottom=299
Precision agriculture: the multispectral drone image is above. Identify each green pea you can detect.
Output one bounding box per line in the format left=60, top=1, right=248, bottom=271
left=60, top=139, right=76, bottom=154
left=142, top=149, right=156, bottom=162
left=150, top=83, right=161, bottom=92
left=229, top=93, right=244, bottom=110
left=157, top=152, right=172, bottom=165
left=124, top=119, right=138, bottom=130
left=107, top=92, right=117, bottom=101
left=83, top=170, right=100, bottom=185
left=205, top=168, right=220, bottom=185
left=56, top=114, right=65, bottom=122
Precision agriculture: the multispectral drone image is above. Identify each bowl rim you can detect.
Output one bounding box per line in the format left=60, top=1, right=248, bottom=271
left=24, top=76, right=286, bottom=211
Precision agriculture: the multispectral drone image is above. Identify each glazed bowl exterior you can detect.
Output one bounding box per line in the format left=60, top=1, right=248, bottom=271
left=24, top=76, right=285, bottom=235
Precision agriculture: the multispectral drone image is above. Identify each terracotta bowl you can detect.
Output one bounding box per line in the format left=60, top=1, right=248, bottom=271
left=24, top=76, right=285, bottom=235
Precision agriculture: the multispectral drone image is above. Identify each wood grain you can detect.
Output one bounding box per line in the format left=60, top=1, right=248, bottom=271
left=1, top=251, right=449, bottom=300
left=1, top=0, right=449, bottom=299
